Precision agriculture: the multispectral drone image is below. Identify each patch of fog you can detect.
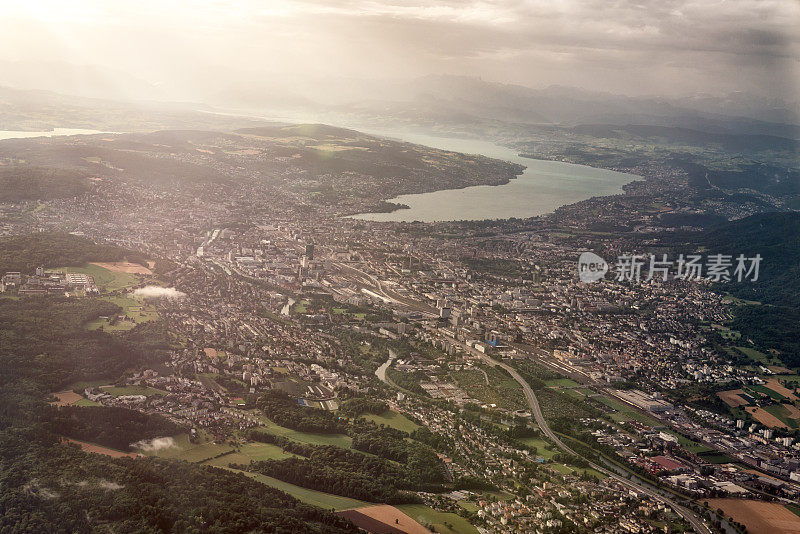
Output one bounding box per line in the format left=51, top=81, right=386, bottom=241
left=132, top=286, right=186, bottom=300
left=131, top=436, right=177, bottom=452
left=75, top=479, right=124, bottom=491
left=23, top=479, right=60, bottom=499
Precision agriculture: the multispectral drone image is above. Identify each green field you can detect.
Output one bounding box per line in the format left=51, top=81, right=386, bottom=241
left=519, top=436, right=558, bottom=459
left=292, top=300, right=310, bottom=314
left=85, top=294, right=159, bottom=332
left=764, top=404, right=800, bottom=429
left=139, top=433, right=235, bottom=462
left=248, top=414, right=353, bottom=448
left=596, top=396, right=662, bottom=426
left=101, top=385, right=167, bottom=397
left=397, top=504, right=479, bottom=534
left=169, top=442, right=233, bottom=462
left=54, top=263, right=140, bottom=292
left=696, top=451, right=734, bottom=464
left=747, top=384, right=787, bottom=402
left=735, top=346, right=775, bottom=365
left=233, top=469, right=368, bottom=511
left=363, top=410, right=421, bottom=433
left=73, top=398, right=101, bottom=407
left=544, top=378, right=580, bottom=388
left=457, top=501, right=480, bottom=513
left=203, top=443, right=296, bottom=468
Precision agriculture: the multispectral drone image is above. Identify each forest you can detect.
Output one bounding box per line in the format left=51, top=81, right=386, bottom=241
left=0, top=232, right=148, bottom=274
left=48, top=405, right=183, bottom=451
left=245, top=424, right=447, bottom=502
left=0, top=165, right=91, bottom=202
left=251, top=390, right=347, bottom=434
left=0, top=249, right=359, bottom=532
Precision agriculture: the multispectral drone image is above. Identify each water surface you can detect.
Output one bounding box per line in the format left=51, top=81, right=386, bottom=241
left=0, top=128, right=104, bottom=141
left=350, top=130, right=638, bottom=222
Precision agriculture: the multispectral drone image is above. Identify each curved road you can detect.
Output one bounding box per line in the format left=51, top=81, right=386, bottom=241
left=483, top=353, right=711, bottom=534
left=330, top=261, right=711, bottom=533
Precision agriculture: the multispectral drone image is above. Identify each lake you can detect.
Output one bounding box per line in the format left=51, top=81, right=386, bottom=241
left=349, top=129, right=639, bottom=222
left=0, top=128, right=105, bottom=141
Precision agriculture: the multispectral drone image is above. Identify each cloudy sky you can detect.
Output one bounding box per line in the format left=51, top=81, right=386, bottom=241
left=1, top=0, right=798, bottom=102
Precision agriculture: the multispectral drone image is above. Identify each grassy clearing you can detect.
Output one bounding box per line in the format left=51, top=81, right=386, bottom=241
left=101, top=385, right=167, bottom=397
left=397, top=504, right=479, bottom=534
left=248, top=415, right=353, bottom=448
left=203, top=443, right=296, bottom=468
left=177, top=442, right=234, bottom=462
left=67, top=379, right=112, bottom=390
left=234, top=469, right=368, bottom=510
left=596, top=395, right=662, bottom=426
left=239, top=442, right=296, bottom=461
left=735, top=346, right=774, bottom=365
left=73, top=398, right=101, bottom=407
left=696, top=451, right=734, bottom=464
left=518, top=436, right=557, bottom=459
left=363, top=410, right=420, bottom=433
left=141, top=433, right=233, bottom=463
left=85, top=294, right=159, bottom=332
left=544, top=378, right=580, bottom=388
left=54, top=263, right=139, bottom=293
left=458, top=501, right=480, bottom=513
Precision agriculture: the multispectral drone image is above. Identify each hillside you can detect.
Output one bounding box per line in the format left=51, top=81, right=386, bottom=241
left=700, top=212, right=800, bottom=367
left=0, top=166, right=92, bottom=202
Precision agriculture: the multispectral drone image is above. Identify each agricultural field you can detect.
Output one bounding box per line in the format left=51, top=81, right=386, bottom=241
left=363, top=410, right=421, bottom=433
left=339, top=505, right=429, bottom=534
left=707, top=499, right=800, bottom=534
left=64, top=438, right=139, bottom=459
left=718, top=377, right=799, bottom=428
left=398, top=504, right=479, bottom=534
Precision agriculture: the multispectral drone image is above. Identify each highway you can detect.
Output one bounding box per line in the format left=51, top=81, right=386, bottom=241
left=480, top=352, right=711, bottom=534
left=329, top=260, right=711, bottom=533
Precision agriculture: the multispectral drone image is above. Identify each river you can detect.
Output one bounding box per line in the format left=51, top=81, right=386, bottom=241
left=348, top=129, right=639, bottom=222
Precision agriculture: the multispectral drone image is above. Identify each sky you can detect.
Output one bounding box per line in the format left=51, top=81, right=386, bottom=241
left=0, top=0, right=798, bottom=103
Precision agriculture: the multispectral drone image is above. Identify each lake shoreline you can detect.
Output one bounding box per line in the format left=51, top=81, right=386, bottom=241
left=347, top=132, right=639, bottom=223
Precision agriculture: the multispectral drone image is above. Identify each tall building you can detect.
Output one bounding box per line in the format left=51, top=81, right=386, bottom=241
left=305, top=243, right=315, bottom=260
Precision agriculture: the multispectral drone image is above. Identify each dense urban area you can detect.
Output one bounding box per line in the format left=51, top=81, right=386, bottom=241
left=1, top=119, right=799, bottom=534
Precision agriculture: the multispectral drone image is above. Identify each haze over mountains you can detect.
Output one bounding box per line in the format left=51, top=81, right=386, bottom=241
left=1, top=59, right=798, bottom=139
